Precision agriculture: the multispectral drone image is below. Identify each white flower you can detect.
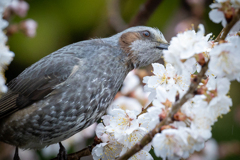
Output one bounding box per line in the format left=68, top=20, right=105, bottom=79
left=118, top=127, right=148, bottom=149
left=0, top=74, right=7, bottom=92
left=209, top=42, right=240, bottom=80
left=128, top=150, right=153, bottom=160
left=9, top=0, right=29, bottom=17
left=226, top=34, right=240, bottom=48
left=105, top=108, right=140, bottom=140
left=0, top=1, right=15, bottom=93
left=20, top=19, right=38, bottom=37
left=209, top=0, right=240, bottom=27
left=95, top=123, right=109, bottom=143
left=163, top=24, right=211, bottom=73
left=208, top=95, right=232, bottom=121
left=138, top=106, right=163, bottom=131
left=93, top=124, right=124, bottom=160
left=0, top=0, right=12, bottom=13
left=155, top=86, right=176, bottom=103
left=121, top=70, right=140, bottom=95
left=152, top=129, right=188, bottom=160
left=181, top=126, right=211, bottom=156
left=92, top=141, right=123, bottom=160
left=107, top=96, right=143, bottom=115
left=144, top=63, right=175, bottom=90
left=205, top=70, right=217, bottom=90
left=181, top=96, right=213, bottom=130
left=209, top=9, right=227, bottom=27
left=0, top=45, right=14, bottom=68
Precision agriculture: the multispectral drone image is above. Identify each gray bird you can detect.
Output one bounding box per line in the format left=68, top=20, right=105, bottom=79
left=0, top=26, right=168, bottom=160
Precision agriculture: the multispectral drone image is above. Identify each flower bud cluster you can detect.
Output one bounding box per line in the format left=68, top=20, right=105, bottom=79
left=0, top=0, right=14, bottom=93
left=4, top=0, right=38, bottom=37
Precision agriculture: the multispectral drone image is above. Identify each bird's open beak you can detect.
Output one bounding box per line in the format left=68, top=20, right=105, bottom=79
left=156, top=43, right=169, bottom=50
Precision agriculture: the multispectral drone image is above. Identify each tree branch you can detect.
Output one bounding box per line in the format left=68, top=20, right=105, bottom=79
left=107, top=0, right=127, bottom=32
left=117, top=9, right=240, bottom=160
left=128, top=0, right=164, bottom=27
left=50, top=143, right=96, bottom=160
left=215, top=9, right=240, bottom=42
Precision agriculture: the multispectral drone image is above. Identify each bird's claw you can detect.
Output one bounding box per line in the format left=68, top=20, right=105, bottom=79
left=57, top=142, right=67, bottom=160
left=13, top=147, right=20, bottom=160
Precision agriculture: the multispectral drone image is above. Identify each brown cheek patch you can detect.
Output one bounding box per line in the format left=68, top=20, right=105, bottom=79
left=119, top=32, right=141, bottom=54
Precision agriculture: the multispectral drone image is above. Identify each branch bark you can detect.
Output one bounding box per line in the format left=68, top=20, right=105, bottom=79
left=129, top=0, right=164, bottom=27
left=107, top=0, right=127, bottom=32
left=215, top=9, right=240, bottom=42
left=50, top=143, right=96, bottom=160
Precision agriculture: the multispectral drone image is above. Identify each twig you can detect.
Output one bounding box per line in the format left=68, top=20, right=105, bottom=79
left=117, top=9, right=240, bottom=160
left=215, top=9, right=240, bottom=42
left=214, top=28, right=224, bottom=42
left=50, top=143, right=96, bottom=160
left=107, top=0, right=127, bottom=32
left=129, top=0, right=163, bottom=27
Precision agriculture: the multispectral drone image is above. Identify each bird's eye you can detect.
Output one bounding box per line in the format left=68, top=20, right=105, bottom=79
left=142, top=31, right=150, bottom=37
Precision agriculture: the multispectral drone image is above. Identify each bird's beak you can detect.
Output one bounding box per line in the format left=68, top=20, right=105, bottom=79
left=156, top=43, right=169, bottom=50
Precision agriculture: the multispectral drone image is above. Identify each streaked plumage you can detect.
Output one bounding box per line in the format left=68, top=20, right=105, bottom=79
left=0, top=26, right=168, bottom=156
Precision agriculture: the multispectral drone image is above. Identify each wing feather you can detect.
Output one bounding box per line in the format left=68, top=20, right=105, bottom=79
left=0, top=51, right=82, bottom=119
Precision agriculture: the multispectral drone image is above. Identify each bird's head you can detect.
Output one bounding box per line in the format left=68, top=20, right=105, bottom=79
left=114, top=26, right=169, bottom=68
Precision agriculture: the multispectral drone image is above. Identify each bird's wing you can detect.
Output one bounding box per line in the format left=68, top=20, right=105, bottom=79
left=0, top=51, right=82, bottom=119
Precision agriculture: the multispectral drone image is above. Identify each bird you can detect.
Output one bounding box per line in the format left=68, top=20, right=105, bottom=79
left=0, top=26, right=169, bottom=160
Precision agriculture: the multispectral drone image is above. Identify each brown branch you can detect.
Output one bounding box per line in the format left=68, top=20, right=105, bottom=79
left=107, top=0, right=127, bottom=32
left=215, top=9, right=240, bottom=42
left=214, top=28, right=224, bottom=42
left=117, top=9, right=240, bottom=160
left=129, top=0, right=164, bottom=27
left=50, top=143, right=96, bottom=160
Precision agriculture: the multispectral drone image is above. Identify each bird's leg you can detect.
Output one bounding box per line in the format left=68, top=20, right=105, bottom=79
left=57, top=142, right=67, bottom=160
left=13, top=147, right=20, bottom=160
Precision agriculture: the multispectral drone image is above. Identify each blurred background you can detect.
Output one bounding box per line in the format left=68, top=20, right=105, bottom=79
left=1, top=0, right=240, bottom=159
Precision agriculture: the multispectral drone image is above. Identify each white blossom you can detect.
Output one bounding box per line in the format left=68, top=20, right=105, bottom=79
left=163, top=24, right=211, bottom=73
left=0, top=0, right=14, bottom=93
left=206, top=78, right=232, bottom=121
left=20, top=19, right=38, bottom=37
left=9, top=0, right=29, bottom=17
left=107, top=96, right=143, bottom=115
left=138, top=106, right=163, bottom=131
left=92, top=141, right=123, bottom=160
left=209, top=41, right=240, bottom=81
left=128, top=150, right=153, bottom=160
left=152, top=129, right=189, bottom=160
left=118, top=127, right=148, bottom=149
left=93, top=123, right=123, bottom=160
left=209, top=0, right=240, bottom=27
left=209, top=8, right=227, bottom=27
left=144, top=63, right=175, bottom=90
left=104, top=108, right=140, bottom=140
left=121, top=70, right=140, bottom=95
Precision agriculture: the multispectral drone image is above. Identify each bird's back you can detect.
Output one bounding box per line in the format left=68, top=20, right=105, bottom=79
left=0, top=39, right=132, bottom=149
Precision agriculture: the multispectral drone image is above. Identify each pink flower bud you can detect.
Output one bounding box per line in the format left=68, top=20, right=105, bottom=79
left=20, top=19, right=38, bottom=37
left=9, top=0, right=29, bottom=17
